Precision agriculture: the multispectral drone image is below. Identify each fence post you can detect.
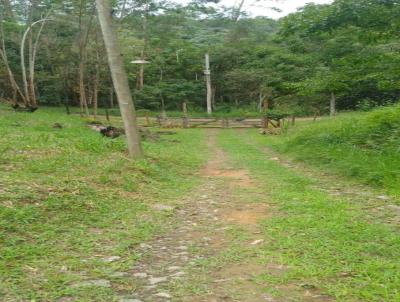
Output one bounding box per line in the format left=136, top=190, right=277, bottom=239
left=182, top=102, right=189, bottom=128
left=291, top=115, right=295, bottom=126
left=145, top=111, right=150, bottom=126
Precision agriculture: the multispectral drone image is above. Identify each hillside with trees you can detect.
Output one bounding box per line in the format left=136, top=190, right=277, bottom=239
left=2, top=0, right=400, bottom=115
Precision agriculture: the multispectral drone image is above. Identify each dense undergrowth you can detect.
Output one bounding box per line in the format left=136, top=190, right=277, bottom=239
left=264, top=105, right=400, bottom=195
left=0, top=106, right=207, bottom=301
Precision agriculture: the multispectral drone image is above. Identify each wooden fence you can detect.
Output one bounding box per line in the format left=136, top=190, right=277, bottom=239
left=135, top=116, right=295, bottom=129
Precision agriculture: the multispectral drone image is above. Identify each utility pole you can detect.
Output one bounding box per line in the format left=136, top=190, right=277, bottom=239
left=204, top=53, right=212, bottom=115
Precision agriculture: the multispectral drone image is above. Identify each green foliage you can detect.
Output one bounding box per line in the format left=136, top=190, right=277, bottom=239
left=1, top=0, right=400, bottom=115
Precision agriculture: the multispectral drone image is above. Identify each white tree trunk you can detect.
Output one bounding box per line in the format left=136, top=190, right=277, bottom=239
left=95, top=0, right=143, bottom=157
left=20, top=18, right=49, bottom=107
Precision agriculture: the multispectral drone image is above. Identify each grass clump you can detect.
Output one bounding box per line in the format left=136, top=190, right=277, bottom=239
left=265, top=105, right=400, bottom=195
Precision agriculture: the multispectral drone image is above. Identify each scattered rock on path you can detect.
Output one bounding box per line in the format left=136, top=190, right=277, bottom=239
left=110, top=272, right=129, bottom=278
left=377, top=195, right=389, bottom=201
left=154, top=292, right=172, bottom=298
left=133, top=272, right=148, bottom=278
left=72, top=279, right=111, bottom=288
left=101, top=255, right=121, bottom=262
left=251, top=239, right=264, bottom=245
left=152, top=204, right=174, bottom=211
left=167, top=266, right=181, bottom=272
left=148, top=276, right=168, bottom=285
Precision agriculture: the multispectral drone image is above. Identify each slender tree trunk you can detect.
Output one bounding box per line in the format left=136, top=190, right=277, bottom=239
left=232, top=0, right=245, bottom=22
left=0, top=47, right=26, bottom=104
left=78, top=1, right=94, bottom=116
left=205, top=53, right=212, bottom=115
left=92, top=30, right=101, bottom=119
left=110, top=86, right=114, bottom=108
left=258, top=91, right=264, bottom=112
left=29, top=16, right=48, bottom=107
left=211, top=85, right=216, bottom=110
left=78, top=61, right=86, bottom=115
left=96, top=0, right=143, bottom=157
left=20, top=18, right=49, bottom=107
left=330, top=92, right=336, bottom=117
left=93, top=69, right=99, bottom=119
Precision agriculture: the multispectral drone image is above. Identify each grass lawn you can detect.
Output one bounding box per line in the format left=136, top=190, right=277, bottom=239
left=0, top=106, right=207, bottom=301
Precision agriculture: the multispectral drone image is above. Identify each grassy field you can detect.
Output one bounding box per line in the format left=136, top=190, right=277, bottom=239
left=218, top=130, right=400, bottom=302
left=0, top=106, right=207, bottom=301
left=265, top=105, right=400, bottom=196
left=1, top=104, right=399, bottom=302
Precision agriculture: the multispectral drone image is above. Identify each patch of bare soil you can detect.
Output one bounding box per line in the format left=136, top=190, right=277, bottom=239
left=221, top=204, right=269, bottom=226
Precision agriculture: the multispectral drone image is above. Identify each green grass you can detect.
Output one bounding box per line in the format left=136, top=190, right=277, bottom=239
left=265, top=105, right=400, bottom=196
left=218, top=130, right=400, bottom=302
left=0, top=106, right=207, bottom=301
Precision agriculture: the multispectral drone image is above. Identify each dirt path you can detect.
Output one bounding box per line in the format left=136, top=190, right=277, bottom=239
left=116, top=130, right=274, bottom=302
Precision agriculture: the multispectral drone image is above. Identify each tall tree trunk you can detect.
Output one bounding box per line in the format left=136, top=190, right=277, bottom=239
left=110, top=86, right=114, bottom=108
left=211, top=85, right=216, bottom=110
left=205, top=53, right=212, bottom=115
left=28, top=15, right=48, bottom=107
left=95, top=0, right=143, bottom=157
left=0, top=46, right=26, bottom=104
left=92, top=59, right=100, bottom=120
left=78, top=1, right=94, bottom=116
left=78, top=60, right=87, bottom=115
left=330, top=92, right=336, bottom=117
left=258, top=91, right=264, bottom=112
left=232, top=0, right=245, bottom=22
left=20, top=18, right=48, bottom=107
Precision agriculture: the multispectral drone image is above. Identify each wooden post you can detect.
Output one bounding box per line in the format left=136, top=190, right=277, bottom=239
left=145, top=111, right=150, bottom=126
left=262, top=98, right=269, bottom=130
left=205, top=53, right=212, bottom=115
left=182, top=102, right=189, bottom=128
left=105, top=107, right=110, bottom=121
left=262, top=116, right=267, bottom=128
left=221, top=118, right=229, bottom=128
left=291, top=115, right=295, bottom=126
left=160, top=110, right=167, bottom=127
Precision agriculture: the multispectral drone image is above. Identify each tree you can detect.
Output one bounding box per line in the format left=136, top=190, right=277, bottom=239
left=95, top=0, right=143, bottom=157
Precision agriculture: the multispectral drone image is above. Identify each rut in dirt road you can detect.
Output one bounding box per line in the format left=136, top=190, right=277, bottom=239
left=116, top=130, right=273, bottom=302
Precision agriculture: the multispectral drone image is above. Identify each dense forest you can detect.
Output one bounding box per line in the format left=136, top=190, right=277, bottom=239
left=1, top=0, right=400, bottom=115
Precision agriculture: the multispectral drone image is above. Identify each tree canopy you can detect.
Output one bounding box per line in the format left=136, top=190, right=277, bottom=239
left=1, top=0, right=400, bottom=115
